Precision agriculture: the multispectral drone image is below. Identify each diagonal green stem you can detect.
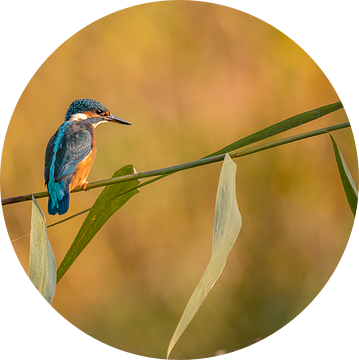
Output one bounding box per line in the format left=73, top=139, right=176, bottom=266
left=49, top=121, right=350, bottom=228
left=62, top=122, right=353, bottom=189
left=205, top=101, right=343, bottom=157
left=2, top=121, right=349, bottom=207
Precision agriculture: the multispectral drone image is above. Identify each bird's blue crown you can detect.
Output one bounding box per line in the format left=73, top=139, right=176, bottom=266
left=65, top=98, right=109, bottom=121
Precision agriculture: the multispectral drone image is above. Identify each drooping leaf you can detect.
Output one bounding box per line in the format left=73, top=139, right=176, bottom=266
left=29, top=195, right=56, bottom=304
left=206, top=101, right=343, bottom=157
left=57, top=165, right=140, bottom=282
left=167, top=154, right=242, bottom=358
left=329, top=134, right=358, bottom=216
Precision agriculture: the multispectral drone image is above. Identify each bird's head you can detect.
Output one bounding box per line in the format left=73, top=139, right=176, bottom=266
left=64, top=98, right=131, bottom=127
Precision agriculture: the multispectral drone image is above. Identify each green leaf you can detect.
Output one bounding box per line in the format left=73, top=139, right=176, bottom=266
left=329, top=134, right=358, bottom=216
left=206, top=101, right=343, bottom=157
left=29, top=195, right=56, bottom=304
left=57, top=165, right=140, bottom=282
left=167, top=154, right=242, bottom=358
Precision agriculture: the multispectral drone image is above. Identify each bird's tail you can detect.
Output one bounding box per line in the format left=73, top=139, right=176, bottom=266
left=48, top=179, right=70, bottom=215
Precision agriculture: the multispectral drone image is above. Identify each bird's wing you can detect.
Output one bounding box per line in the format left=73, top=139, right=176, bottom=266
left=53, top=128, right=92, bottom=182
left=44, top=133, right=56, bottom=184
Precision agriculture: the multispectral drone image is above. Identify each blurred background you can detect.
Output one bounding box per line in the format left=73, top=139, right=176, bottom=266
left=1, top=1, right=357, bottom=359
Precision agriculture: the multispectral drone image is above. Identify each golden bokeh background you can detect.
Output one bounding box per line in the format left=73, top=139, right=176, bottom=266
left=1, top=2, right=357, bottom=359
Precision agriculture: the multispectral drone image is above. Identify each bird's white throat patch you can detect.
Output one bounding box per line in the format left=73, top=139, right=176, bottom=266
left=70, top=113, right=88, bottom=121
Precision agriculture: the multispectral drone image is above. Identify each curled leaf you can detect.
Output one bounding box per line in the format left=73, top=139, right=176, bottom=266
left=29, top=195, right=56, bottom=304
left=329, top=134, right=358, bottom=216
left=167, top=154, right=242, bottom=358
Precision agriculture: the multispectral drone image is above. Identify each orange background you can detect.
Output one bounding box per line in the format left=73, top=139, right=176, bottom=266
left=1, top=2, right=357, bottom=358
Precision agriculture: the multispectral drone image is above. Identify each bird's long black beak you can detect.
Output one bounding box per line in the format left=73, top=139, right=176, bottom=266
left=105, top=114, right=132, bottom=125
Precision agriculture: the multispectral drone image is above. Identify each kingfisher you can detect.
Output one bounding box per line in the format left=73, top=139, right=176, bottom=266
left=44, top=98, right=131, bottom=215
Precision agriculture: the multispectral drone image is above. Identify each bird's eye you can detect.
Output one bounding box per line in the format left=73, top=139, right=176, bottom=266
left=96, top=109, right=103, bottom=116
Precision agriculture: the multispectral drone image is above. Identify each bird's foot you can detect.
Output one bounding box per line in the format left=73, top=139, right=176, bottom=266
left=82, top=181, right=89, bottom=191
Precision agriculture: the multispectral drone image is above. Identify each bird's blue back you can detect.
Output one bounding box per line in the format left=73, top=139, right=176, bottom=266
left=45, top=121, right=93, bottom=215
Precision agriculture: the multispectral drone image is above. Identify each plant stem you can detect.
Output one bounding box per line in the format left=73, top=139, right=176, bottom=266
left=1, top=122, right=350, bottom=206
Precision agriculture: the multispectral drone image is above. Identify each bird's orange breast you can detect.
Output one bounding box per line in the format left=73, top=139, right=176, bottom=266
left=69, top=145, right=97, bottom=191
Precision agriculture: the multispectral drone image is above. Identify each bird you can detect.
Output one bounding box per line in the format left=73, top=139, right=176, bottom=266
left=44, top=98, right=131, bottom=215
